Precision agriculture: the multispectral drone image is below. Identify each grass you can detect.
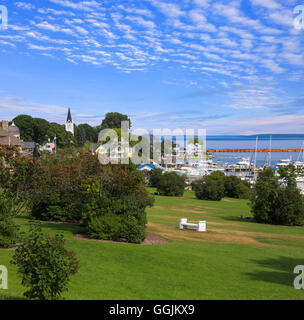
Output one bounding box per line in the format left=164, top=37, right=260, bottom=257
left=1, top=188, right=304, bottom=300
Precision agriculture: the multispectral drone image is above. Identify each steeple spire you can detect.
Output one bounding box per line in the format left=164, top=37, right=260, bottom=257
left=65, top=108, right=74, bottom=136
left=67, top=108, right=72, bottom=122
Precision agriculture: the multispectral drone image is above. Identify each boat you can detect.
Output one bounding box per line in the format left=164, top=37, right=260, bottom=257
left=236, top=157, right=251, bottom=169
left=277, top=158, right=292, bottom=168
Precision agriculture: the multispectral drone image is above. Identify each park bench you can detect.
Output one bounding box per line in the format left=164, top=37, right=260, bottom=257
left=179, top=219, right=206, bottom=232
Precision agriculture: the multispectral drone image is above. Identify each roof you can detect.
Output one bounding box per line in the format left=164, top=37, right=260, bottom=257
left=139, top=164, right=156, bottom=170
left=66, top=108, right=73, bottom=122
left=22, top=142, right=36, bottom=149
left=9, top=122, right=20, bottom=133
left=0, top=136, right=23, bottom=146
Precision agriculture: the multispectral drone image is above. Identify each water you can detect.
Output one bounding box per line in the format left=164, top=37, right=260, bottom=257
left=206, top=135, right=304, bottom=167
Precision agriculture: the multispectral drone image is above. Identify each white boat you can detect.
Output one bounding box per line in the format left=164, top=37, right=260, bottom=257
left=236, top=157, right=251, bottom=169
left=277, top=158, right=292, bottom=168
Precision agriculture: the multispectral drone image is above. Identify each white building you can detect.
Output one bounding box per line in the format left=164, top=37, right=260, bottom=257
left=65, top=108, right=74, bottom=136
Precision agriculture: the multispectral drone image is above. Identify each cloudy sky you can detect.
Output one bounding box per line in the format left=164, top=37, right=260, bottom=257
left=0, top=0, right=303, bottom=134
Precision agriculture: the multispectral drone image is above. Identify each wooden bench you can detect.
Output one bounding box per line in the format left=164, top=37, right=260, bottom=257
left=179, top=219, right=206, bottom=232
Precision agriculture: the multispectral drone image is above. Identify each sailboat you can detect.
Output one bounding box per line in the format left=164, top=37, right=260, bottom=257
left=294, top=142, right=304, bottom=169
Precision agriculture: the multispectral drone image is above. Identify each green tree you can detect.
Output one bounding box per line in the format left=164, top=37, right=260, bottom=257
left=148, top=168, right=163, bottom=188
left=47, top=123, right=76, bottom=148
left=251, top=166, right=304, bottom=226
left=157, top=172, right=186, bottom=197
left=11, top=224, right=79, bottom=300
left=0, top=193, right=20, bottom=248
left=193, top=172, right=225, bottom=201
left=13, top=115, right=35, bottom=141
left=224, top=175, right=251, bottom=199
left=33, top=118, right=50, bottom=144
left=100, top=112, right=131, bottom=130
left=75, top=124, right=98, bottom=146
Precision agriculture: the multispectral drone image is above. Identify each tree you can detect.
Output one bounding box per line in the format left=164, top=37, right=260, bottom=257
left=193, top=172, right=225, bottom=201
left=13, top=115, right=35, bottom=141
left=251, top=166, right=304, bottom=226
left=224, top=175, right=251, bottom=199
left=100, top=112, right=131, bottom=130
left=47, top=123, right=76, bottom=148
left=0, top=193, right=20, bottom=248
left=83, top=164, right=154, bottom=243
left=157, top=172, right=186, bottom=197
left=75, top=124, right=98, bottom=146
left=33, top=118, right=50, bottom=144
left=148, top=168, right=163, bottom=188
left=11, top=224, right=79, bottom=300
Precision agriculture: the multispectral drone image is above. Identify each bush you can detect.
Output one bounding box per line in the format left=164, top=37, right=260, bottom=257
left=251, top=167, right=304, bottom=226
left=148, top=168, right=163, bottom=188
left=224, top=175, right=251, bottom=199
left=88, top=214, right=121, bottom=241
left=157, top=172, right=186, bottom=197
left=0, top=193, right=20, bottom=248
left=83, top=164, right=154, bottom=244
left=193, top=172, right=225, bottom=201
left=30, top=154, right=102, bottom=222
left=11, top=224, right=79, bottom=300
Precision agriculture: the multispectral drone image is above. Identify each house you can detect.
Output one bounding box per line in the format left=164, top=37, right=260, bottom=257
left=186, top=143, right=203, bottom=156
left=95, top=140, right=133, bottom=162
left=0, top=120, right=23, bottom=149
left=22, top=142, right=36, bottom=155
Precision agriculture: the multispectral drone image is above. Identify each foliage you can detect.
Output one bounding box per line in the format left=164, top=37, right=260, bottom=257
left=148, top=168, right=163, bottom=188
left=0, top=146, right=40, bottom=216
left=224, top=175, right=251, bottom=199
left=30, top=154, right=101, bottom=222
left=74, top=124, right=98, bottom=147
left=47, top=122, right=76, bottom=148
left=193, top=172, right=225, bottom=201
left=83, top=164, right=154, bottom=244
left=12, top=115, right=35, bottom=142
left=33, top=118, right=50, bottom=144
left=251, top=166, right=304, bottom=226
left=0, top=193, right=20, bottom=248
left=157, top=172, right=186, bottom=197
left=99, top=112, right=131, bottom=130
left=11, top=224, right=79, bottom=300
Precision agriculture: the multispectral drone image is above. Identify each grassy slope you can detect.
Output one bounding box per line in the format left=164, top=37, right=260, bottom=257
left=1, top=189, right=304, bottom=300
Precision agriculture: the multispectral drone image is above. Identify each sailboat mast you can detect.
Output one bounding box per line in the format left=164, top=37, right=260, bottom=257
left=254, top=136, right=258, bottom=179
left=269, top=136, right=272, bottom=167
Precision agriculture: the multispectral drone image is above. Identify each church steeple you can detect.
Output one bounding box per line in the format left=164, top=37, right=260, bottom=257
left=65, top=108, right=74, bottom=136
left=67, top=107, right=72, bottom=123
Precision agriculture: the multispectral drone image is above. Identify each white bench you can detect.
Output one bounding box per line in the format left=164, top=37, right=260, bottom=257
left=180, top=219, right=206, bottom=232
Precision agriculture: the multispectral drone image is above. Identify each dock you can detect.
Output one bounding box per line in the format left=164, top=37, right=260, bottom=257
left=206, top=149, right=304, bottom=153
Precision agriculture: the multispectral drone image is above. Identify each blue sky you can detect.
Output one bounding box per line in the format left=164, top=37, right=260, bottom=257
left=0, top=0, right=303, bottom=134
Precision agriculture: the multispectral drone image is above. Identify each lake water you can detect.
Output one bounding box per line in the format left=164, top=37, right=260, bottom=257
left=206, top=135, right=304, bottom=167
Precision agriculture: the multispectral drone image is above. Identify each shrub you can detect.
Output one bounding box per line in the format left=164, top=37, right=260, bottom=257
left=83, top=164, right=154, bottom=244
left=11, top=224, right=79, bottom=300
left=30, top=154, right=101, bottom=222
left=193, top=172, right=225, bottom=201
left=88, top=214, right=121, bottom=241
left=224, top=175, right=251, bottom=199
left=251, top=166, right=304, bottom=226
left=156, top=172, right=186, bottom=197
left=0, top=193, right=20, bottom=248
left=148, top=168, right=163, bottom=188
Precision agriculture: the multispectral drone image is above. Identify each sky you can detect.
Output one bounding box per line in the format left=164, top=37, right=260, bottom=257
left=0, top=0, right=303, bottom=135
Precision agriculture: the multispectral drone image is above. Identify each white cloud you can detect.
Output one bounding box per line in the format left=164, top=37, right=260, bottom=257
left=15, top=2, right=35, bottom=10
left=250, top=0, right=281, bottom=10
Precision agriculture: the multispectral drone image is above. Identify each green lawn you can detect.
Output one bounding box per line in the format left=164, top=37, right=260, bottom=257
left=1, top=189, right=304, bottom=300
